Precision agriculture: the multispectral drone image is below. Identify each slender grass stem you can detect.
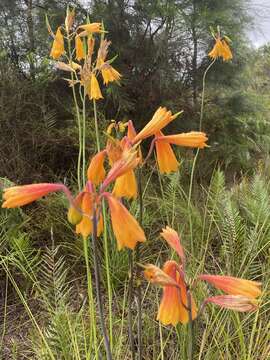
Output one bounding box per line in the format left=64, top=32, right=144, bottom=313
left=92, top=209, right=112, bottom=360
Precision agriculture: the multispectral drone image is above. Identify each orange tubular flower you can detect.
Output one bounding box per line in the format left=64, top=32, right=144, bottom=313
left=76, top=192, right=103, bottom=239
left=205, top=295, right=258, bottom=312
left=78, top=23, right=103, bottom=34
left=87, top=150, right=106, bottom=186
left=157, top=131, right=208, bottom=148
left=112, top=170, right=137, bottom=199
left=105, top=194, right=146, bottom=250
left=209, top=36, right=233, bottom=61
left=157, top=261, right=197, bottom=325
left=89, top=74, right=103, bottom=100
left=75, top=36, right=84, bottom=61
left=101, top=64, right=121, bottom=85
left=155, top=131, right=179, bottom=174
left=198, top=274, right=262, bottom=299
left=50, top=27, right=65, bottom=59
left=133, top=107, right=182, bottom=143
left=2, top=183, right=65, bottom=208
left=160, top=226, right=186, bottom=267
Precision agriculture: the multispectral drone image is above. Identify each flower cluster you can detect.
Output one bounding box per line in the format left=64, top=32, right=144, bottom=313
left=143, top=227, right=262, bottom=326
left=49, top=8, right=121, bottom=100
left=208, top=31, right=233, bottom=61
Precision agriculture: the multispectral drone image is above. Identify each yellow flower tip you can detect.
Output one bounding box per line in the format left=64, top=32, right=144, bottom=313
left=143, top=264, right=179, bottom=287
left=89, top=74, right=103, bottom=100
left=199, top=274, right=262, bottom=299
left=78, top=23, right=103, bottom=34
left=50, top=27, right=65, bottom=59
left=206, top=295, right=258, bottom=312
left=133, top=107, right=180, bottom=143
left=75, top=36, right=85, bottom=61
left=101, top=64, right=121, bottom=85
left=157, top=261, right=197, bottom=325
left=87, top=150, right=107, bottom=186
left=67, top=192, right=84, bottom=225
left=106, top=194, right=146, bottom=250
left=2, top=183, right=64, bottom=208
left=155, top=131, right=179, bottom=174
left=112, top=170, right=137, bottom=199
left=160, top=226, right=186, bottom=266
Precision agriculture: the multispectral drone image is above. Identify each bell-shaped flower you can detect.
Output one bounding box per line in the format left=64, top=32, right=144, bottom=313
left=75, top=36, right=85, bottom=61
left=101, top=63, right=121, bottom=85
left=157, top=261, right=197, bottom=325
left=209, top=36, right=232, bottom=61
left=198, top=274, right=262, bottom=299
left=50, top=27, right=65, bottom=59
left=112, top=170, right=137, bottom=199
left=67, top=192, right=84, bottom=225
left=104, top=193, right=145, bottom=250
left=77, top=23, right=103, bottom=34
left=87, top=150, right=106, bottom=186
left=155, top=131, right=179, bottom=174
left=89, top=74, right=103, bottom=100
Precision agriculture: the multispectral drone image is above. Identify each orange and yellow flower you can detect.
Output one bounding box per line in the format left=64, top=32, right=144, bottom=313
left=133, top=107, right=182, bottom=143
left=78, top=23, right=103, bottom=34
left=50, top=27, right=65, bottom=59
left=76, top=192, right=103, bottom=238
left=87, top=150, right=106, bottom=186
left=112, top=170, right=137, bottom=199
left=198, top=274, right=262, bottom=299
left=143, top=264, right=179, bottom=287
left=105, top=194, right=146, bottom=250
left=155, top=131, right=179, bottom=174
left=75, top=36, right=84, bottom=61
left=89, top=74, right=103, bottom=100
left=209, top=36, right=233, bottom=61
left=101, top=64, right=121, bottom=85
left=67, top=192, right=83, bottom=225
left=157, top=132, right=208, bottom=148
left=157, top=261, right=197, bottom=325
left=2, top=183, right=65, bottom=208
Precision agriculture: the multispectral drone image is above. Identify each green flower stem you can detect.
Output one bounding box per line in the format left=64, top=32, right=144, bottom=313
left=128, top=250, right=136, bottom=360
left=187, top=289, right=194, bottom=360
left=93, top=99, right=113, bottom=346
left=92, top=209, right=112, bottom=360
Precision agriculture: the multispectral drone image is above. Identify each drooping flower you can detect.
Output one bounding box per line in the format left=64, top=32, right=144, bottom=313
left=205, top=295, right=258, bottom=312
left=101, top=63, right=121, bottom=85
left=50, top=27, right=65, bottom=59
left=143, top=264, right=179, bottom=287
left=157, top=261, right=197, bottom=325
left=76, top=191, right=103, bottom=238
left=89, top=74, right=103, bottom=100
left=56, top=61, right=81, bottom=72
left=209, top=36, right=232, bottom=61
left=133, top=107, right=182, bottom=143
left=198, top=274, right=262, bottom=299
left=2, top=183, right=66, bottom=208
left=101, top=147, right=140, bottom=190
left=105, top=193, right=146, bottom=250
left=155, top=131, right=179, bottom=174
left=75, top=36, right=84, bottom=61
left=112, top=170, right=137, bottom=199
left=156, top=132, right=208, bottom=149
left=160, top=226, right=185, bottom=268
left=78, top=23, right=103, bottom=34
left=87, top=150, right=106, bottom=186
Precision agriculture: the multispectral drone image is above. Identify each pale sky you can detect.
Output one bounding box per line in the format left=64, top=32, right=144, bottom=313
left=248, top=0, right=270, bottom=46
